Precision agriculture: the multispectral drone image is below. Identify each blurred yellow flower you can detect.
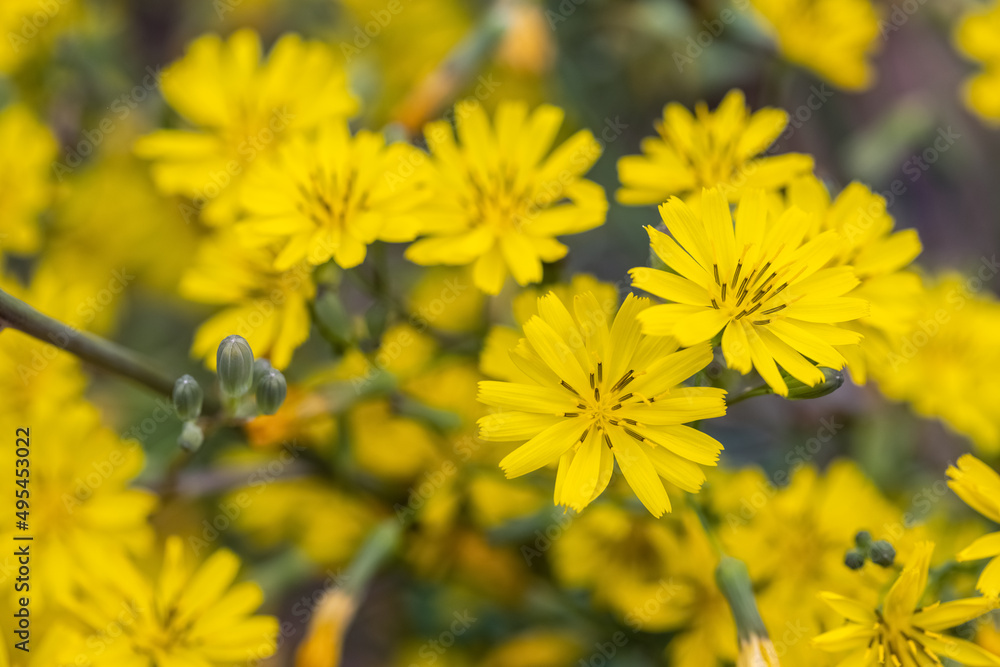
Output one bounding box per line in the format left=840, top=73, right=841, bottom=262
left=955, top=1, right=1000, bottom=123
left=135, top=29, right=358, bottom=225
left=0, top=104, right=57, bottom=256
left=785, top=176, right=923, bottom=384
left=721, top=462, right=906, bottom=666
left=0, top=0, right=80, bottom=73
left=552, top=503, right=693, bottom=632
left=873, top=274, right=1000, bottom=453
left=66, top=536, right=278, bottom=666
left=237, top=120, right=429, bottom=270
left=181, top=231, right=316, bottom=370
left=813, top=541, right=1000, bottom=665
left=227, top=476, right=379, bottom=567
left=406, top=100, right=608, bottom=295
left=616, top=90, right=813, bottom=206
left=948, top=454, right=1000, bottom=597
left=749, top=0, right=880, bottom=90
left=633, top=187, right=868, bottom=396
left=478, top=291, right=726, bottom=516
left=0, top=398, right=155, bottom=609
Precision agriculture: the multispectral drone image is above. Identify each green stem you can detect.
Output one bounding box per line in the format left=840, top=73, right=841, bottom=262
left=343, top=519, right=404, bottom=597
left=726, top=384, right=773, bottom=406
left=687, top=492, right=727, bottom=559
left=0, top=288, right=220, bottom=414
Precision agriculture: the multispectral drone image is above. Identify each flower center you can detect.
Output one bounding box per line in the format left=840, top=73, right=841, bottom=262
left=709, top=248, right=803, bottom=326
left=299, top=169, right=359, bottom=234
left=557, top=362, right=649, bottom=449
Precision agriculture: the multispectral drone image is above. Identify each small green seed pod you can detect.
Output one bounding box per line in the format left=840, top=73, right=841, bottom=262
left=785, top=367, right=845, bottom=400
left=172, top=374, right=203, bottom=421
left=870, top=540, right=896, bottom=567
left=217, top=335, right=254, bottom=398
left=256, top=368, right=287, bottom=415
left=253, top=358, right=273, bottom=387
left=844, top=548, right=865, bottom=570
left=178, top=420, right=204, bottom=452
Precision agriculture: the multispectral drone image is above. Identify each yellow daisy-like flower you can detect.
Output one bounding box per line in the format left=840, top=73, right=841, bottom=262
left=236, top=119, right=428, bottom=270
left=813, top=541, right=1000, bottom=666
left=874, top=274, right=1000, bottom=453
left=631, top=187, right=869, bottom=396
left=181, top=231, right=316, bottom=370
left=948, top=454, right=1000, bottom=598
left=66, top=536, right=278, bottom=666
left=477, top=291, right=727, bottom=517
left=749, top=0, right=880, bottom=91
left=405, top=99, right=608, bottom=295
left=135, top=29, right=358, bottom=225
left=616, top=89, right=813, bottom=206
left=786, top=175, right=923, bottom=384
left=0, top=104, right=57, bottom=256
left=955, top=1, right=1000, bottom=123
left=0, top=398, right=156, bottom=609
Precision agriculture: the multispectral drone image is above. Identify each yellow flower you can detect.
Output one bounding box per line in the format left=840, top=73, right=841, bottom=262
left=0, top=104, right=57, bottom=256
left=551, top=503, right=694, bottom=631
left=785, top=175, right=923, bottom=384
left=955, top=1, right=1000, bottom=123
left=631, top=187, right=868, bottom=396
left=50, top=152, right=202, bottom=293
left=0, top=0, right=80, bottom=73
left=135, top=29, right=358, bottom=225
left=0, top=398, right=156, bottom=609
left=236, top=119, right=429, bottom=270
left=814, top=541, right=1000, bottom=666
left=405, top=99, right=608, bottom=295
left=181, top=231, right=316, bottom=370
left=477, top=291, right=727, bottom=516
left=66, top=536, right=278, bottom=666
left=616, top=90, right=813, bottom=206
left=226, top=475, right=379, bottom=567
left=749, top=0, right=880, bottom=90
left=873, top=274, right=1000, bottom=453
left=720, top=462, right=907, bottom=666
left=948, top=454, right=1000, bottom=597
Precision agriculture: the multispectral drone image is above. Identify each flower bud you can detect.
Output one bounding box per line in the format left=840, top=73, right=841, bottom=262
left=217, top=335, right=254, bottom=398
left=172, top=374, right=203, bottom=421
left=178, top=421, right=204, bottom=452
left=855, top=530, right=873, bottom=549
left=256, top=368, right=287, bottom=415
left=870, top=540, right=896, bottom=567
left=717, top=556, right=776, bottom=665
left=784, top=367, right=844, bottom=400
left=253, top=358, right=272, bottom=387
left=844, top=548, right=865, bottom=570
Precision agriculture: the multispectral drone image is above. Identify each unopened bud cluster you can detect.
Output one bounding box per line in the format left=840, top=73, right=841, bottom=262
left=844, top=530, right=896, bottom=570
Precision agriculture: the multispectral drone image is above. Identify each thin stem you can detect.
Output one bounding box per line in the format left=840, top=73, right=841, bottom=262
left=0, top=287, right=221, bottom=414
left=726, top=384, right=774, bottom=406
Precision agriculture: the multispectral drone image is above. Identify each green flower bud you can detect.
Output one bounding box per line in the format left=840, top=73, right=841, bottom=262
left=855, top=530, right=873, bottom=549
left=172, top=374, right=203, bottom=421
left=253, top=358, right=273, bottom=387
left=870, top=540, right=896, bottom=567
left=784, top=367, right=845, bottom=400
left=844, top=548, right=865, bottom=570
left=217, top=335, right=254, bottom=397
left=178, top=421, right=204, bottom=452
left=256, top=368, right=287, bottom=415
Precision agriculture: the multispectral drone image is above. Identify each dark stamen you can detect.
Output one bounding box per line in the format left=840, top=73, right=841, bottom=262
left=560, top=380, right=579, bottom=395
